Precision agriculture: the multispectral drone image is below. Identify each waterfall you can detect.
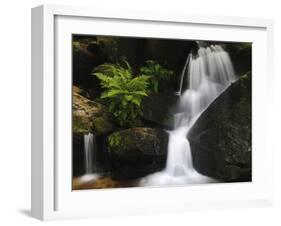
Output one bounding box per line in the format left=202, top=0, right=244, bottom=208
left=84, top=133, right=95, bottom=174
left=139, top=44, right=236, bottom=186
left=79, top=132, right=99, bottom=182
left=175, top=55, right=190, bottom=96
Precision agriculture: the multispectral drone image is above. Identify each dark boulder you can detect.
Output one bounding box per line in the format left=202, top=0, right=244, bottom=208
left=142, top=93, right=179, bottom=129
left=188, top=73, right=252, bottom=182
left=72, top=39, right=102, bottom=98
left=72, top=132, right=85, bottom=177
left=226, top=43, right=252, bottom=77
left=106, top=128, right=169, bottom=179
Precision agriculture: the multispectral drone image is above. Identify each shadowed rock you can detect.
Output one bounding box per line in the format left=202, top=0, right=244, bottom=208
left=72, top=89, right=116, bottom=176
left=107, top=128, right=169, bottom=179
left=188, top=73, right=252, bottom=182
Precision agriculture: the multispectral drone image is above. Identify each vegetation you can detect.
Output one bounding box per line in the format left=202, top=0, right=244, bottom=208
left=140, top=60, right=173, bottom=93
left=73, top=35, right=252, bottom=187
left=96, top=37, right=118, bottom=62
left=73, top=115, right=89, bottom=134
left=93, top=61, right=150, bottom=127
left=237, top=43, right=252, bottom=51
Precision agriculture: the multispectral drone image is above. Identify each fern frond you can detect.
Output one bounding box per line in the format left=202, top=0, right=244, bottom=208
left=127, top=75, right=150, bottom=91
left=130, top=91, right=148, bottom=97
left=101, top=89, right=128, bottom=98
left=93, top=64, right=117, bottom=76
left=94, top=61, right=151, bottom=127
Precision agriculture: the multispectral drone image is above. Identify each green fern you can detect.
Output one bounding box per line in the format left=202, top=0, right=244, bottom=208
left=140, top=60, right=173, bottom=93
left=93, top=61, right=150, bottom=127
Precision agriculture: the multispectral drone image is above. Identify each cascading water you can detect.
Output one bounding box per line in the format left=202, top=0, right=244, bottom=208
left=84, top=133, right=95, bottom=174
left=174, top=55, right=190, bottom=96
left=139, top=44, right=236, bottom=186
left=79, top=132, right=99, bottom=182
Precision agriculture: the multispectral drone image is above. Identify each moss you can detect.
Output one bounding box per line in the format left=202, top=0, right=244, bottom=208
left=92, top=116, right=115, bottom=135
left=108, top=133, right=122, bottom=151
left=96, top=37, right=118, bottom=62
left=107, top=131, right=132, bottom=153
left=73, top=115, right=89, bottom=133
left=108, top=134, right=121, bottom=152
left=73, top=91, right=116, bottom=135
left=87, top=101, right=101, bottom=108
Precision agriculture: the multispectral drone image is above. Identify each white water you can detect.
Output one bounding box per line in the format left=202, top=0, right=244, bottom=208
left=175, top=55, right=190, bottom=96
left=139, top=44, right=236, bottom=186
left=78, top=133, right=99, bottom=182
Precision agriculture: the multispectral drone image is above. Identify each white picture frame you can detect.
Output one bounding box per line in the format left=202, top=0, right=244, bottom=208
left=31, top=4, right=274, bottom=221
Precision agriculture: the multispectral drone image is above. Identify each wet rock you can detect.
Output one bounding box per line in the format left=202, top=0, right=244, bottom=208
left=226, top=43, right=252, bottom=76
left=106, top=128, right=169, bottom=179
left=72, top=90, right=116, bottom=177
left=72, top=132, right=85, bottom=177
left=188, top=73, right=252, bottom=182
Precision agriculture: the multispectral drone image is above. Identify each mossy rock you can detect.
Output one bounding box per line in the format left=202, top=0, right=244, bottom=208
left=72, top=90, right=116, bottom=176
left=188, top=72, right=252, bottom=182
left=73, top=90, right=116, bottom=135
left=106, top=128, right=169, bottom=179
left=92, top=116, right=115, bottom=135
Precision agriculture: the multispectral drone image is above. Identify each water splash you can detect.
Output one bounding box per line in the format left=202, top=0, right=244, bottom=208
left=139, top=44, right=236, bottom=186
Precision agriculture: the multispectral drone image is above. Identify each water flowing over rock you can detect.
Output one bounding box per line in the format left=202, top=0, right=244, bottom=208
left=72, top=89, right=116, bottom=177
left=139, top=44, right=238, bottom=186
left=84, top=133, right=97, bottom=174
left=75, top=133, right=101, bottom=183
left=188, top=73, right=252, bottom=182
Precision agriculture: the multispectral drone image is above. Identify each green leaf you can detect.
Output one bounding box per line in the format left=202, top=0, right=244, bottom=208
left=130, top=91, right=148, bottom=96
left=153, top=81, right=158, bottom=93
left=124, top=95, right=133, bottom=101
left=139, top=60, right=173, bottom=93
left=131, top=97, right=141, bottom=106
left=94, top=61, right=150, bottom=128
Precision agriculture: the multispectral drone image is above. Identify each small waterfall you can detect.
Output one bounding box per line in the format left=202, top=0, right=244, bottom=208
left=175, top=55, right=190, bottom=96
left=84, top=133, right=96, bottom=174
left=79, top=132, right=99, bottom=182
left=139, top=44, right=236, bottom=186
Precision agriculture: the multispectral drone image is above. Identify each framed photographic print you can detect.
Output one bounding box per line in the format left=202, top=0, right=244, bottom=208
left=31, top=4, right=274, bottom=221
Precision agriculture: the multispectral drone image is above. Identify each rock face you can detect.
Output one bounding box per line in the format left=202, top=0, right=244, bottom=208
left=187, top=73, right=252, bottom=182
left=73, top=91, right=115, bottom=135
left=72, top=132, right=85, bottom=177
left=72, top=90, right=116, bottom=176
left=72, top=40, right=102, bottom=98
left=226, top=43, right=252, bottom=77
left=106, top=128, right=169, bottom=179
left=142, top=93, right=179, bottom=129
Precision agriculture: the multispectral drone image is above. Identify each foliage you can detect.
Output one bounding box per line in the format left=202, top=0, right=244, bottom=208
left=93, top=61, right=150, bottom=127
left=107, top=131, right=130, bottom=152
left=140, top=60, right=173, bottom=93
left=97, top=37, right=118, bottom=62
left=73, top=115, right=89, bottom=134
left=237, top=43, right=252, bottom=51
